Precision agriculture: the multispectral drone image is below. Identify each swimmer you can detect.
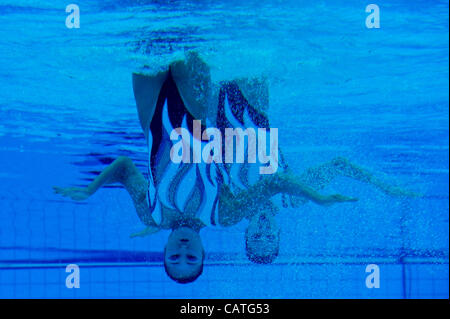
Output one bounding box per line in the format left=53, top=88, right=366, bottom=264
left=220, top=156, right=419, bottom=264
left=54, top=52, right=413, bottom=282
left=208, top=63, right=418, bottom=265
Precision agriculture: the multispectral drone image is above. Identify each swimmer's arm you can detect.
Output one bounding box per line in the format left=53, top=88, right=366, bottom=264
left=54, top=156, right=159, bottom=230
left=270, top=173, right=358, bottom=206
left=221, top=173, right=357, bottom=216
left=129, top=226, right=160, bottom=238
left=300, top=157, right=420, bottom=197
left=54, top=156, right=140, bottom=199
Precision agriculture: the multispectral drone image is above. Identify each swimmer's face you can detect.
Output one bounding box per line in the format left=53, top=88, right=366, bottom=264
left=245, top=212, right=280, bottom=264
left=164, top=227, right=204, bottom=283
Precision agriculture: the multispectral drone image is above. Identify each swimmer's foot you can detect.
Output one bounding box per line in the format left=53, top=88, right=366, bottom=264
left=53, top=186, right=90, bottom=201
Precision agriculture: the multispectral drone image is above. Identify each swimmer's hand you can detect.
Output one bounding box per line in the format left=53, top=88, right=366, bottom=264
left=53, top=186, right=91, bottom=201
left=130, top=226, right=160, bottom=238
left=322, top=194, right=359, bottom=206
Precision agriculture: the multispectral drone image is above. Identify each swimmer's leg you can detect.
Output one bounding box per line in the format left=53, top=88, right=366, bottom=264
left=299, top=157, right=419, bottom=197
left=132, top=69, right=168, bottom=141
left=170, top=51, right=213, bottom=122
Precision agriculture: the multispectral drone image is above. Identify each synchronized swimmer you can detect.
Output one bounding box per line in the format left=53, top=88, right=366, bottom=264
left=54, top=52, right=417, bottom=284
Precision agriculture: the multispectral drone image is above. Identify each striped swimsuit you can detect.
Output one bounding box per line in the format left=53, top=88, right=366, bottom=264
left=144, top=72, right=280, bottom=229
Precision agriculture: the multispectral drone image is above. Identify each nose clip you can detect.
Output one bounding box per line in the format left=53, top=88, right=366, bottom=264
left=180, top=238, right=189, bottom=243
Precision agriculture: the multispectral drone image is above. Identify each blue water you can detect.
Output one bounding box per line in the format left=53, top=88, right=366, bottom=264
left=0, top=0, right=448, bottom=298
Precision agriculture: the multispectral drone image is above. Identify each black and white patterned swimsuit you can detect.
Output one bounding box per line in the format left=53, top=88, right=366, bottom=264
left=145, top=72, right=275, bottom=228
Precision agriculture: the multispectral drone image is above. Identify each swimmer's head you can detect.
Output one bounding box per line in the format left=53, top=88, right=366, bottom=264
left=245, top=212, right=280, bottom=264
left=164, top=226, right=205, bottom=284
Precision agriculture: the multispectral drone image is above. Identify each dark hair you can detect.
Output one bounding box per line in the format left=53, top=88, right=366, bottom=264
left=245, top=230, right=279, bottom=264
left=163, top=249, right=205, bottom=284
